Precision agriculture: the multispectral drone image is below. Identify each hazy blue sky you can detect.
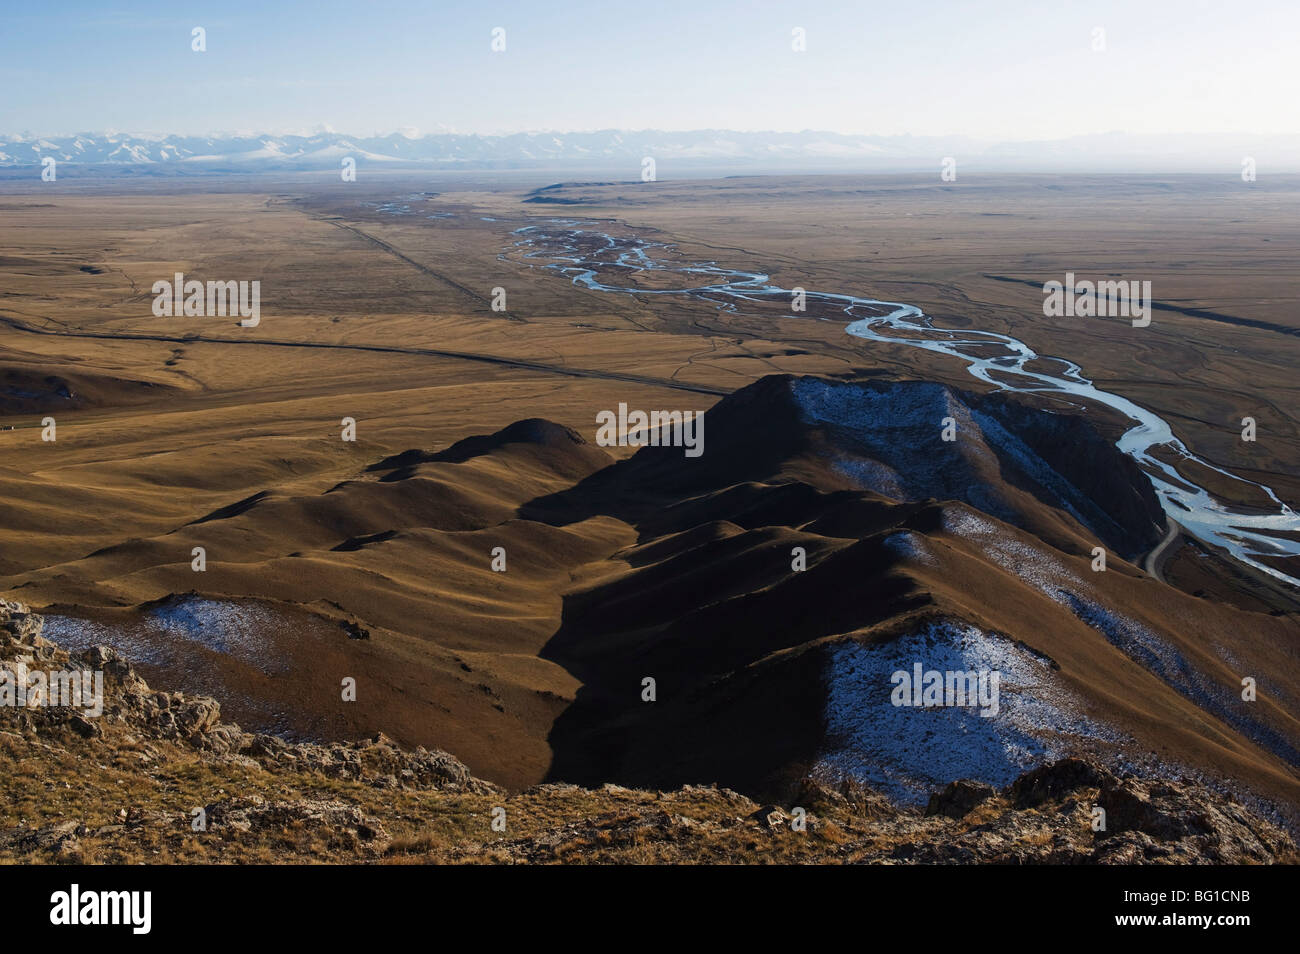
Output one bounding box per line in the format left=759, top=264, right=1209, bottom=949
left=2, top=0, right=1296, bottom=138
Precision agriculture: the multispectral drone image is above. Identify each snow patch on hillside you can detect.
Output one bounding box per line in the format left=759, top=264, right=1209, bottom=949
left=815, top=620, right=1116, bottom=803
left=882, top=530, right=937, bottom=566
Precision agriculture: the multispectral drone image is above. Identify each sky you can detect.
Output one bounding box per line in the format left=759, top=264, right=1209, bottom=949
left=1, top=0, right=1297, bottom=140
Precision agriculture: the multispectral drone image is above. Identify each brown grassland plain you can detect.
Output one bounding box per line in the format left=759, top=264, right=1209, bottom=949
left=1, top=172, right=1298, bottom=800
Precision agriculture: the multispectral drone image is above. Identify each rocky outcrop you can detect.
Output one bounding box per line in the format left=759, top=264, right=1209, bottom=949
left=926, top=779, right=997, bottom=818
left=893, top=758, right=1296, bottom=864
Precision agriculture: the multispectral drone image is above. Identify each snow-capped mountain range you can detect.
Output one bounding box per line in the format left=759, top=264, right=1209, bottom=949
left=0, top=130, right=937, bottom=167
left=3, top=130, right=1297, bottom=173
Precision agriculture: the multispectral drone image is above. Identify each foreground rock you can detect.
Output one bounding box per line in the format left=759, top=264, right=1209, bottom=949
left=1, top=600, right=1294, bottom=864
